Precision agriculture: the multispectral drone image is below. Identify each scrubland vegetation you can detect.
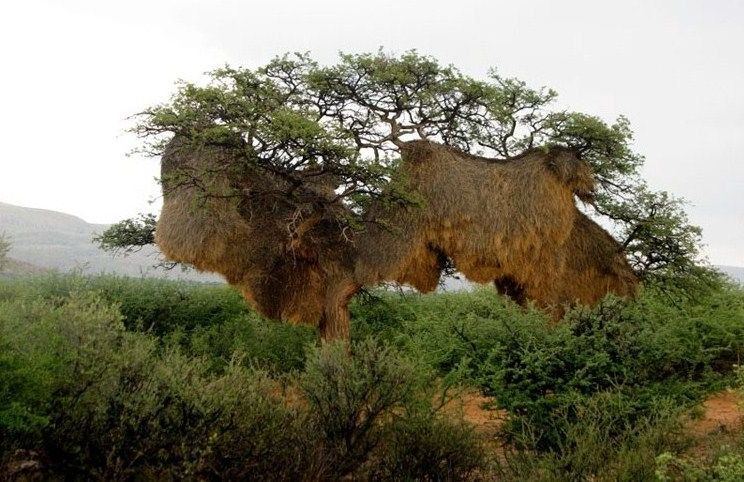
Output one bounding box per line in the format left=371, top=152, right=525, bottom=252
left=1, top=273, right=743, bottom=480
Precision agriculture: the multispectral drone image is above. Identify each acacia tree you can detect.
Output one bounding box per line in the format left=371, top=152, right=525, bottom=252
left=0, top=233, right=10, bottom=271
left=99, top=50, right=716, bottom=294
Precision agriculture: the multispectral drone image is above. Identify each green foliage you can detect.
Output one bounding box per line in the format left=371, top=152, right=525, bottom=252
left=1, top=274, right=743, bottom=479
left=299, top=339, right=430, bottom=476
left=0, top=273, right=249, bottom=334
left=0, top=293, right=149, bottom=450
left=654, top=367, right=744, bottom=482
left=185, top=313, right=316, bottom=373
left=656, top=451, right=744, bottom=481
left=298, top=339, right=484, bottom=480
left=0, top=232, right=10, bottom=271
left=372, top=413, right=485, bottom=481
left=451, top=292, right=742, bottom=448
left=352, top=286, right=744, bottom=478
left=495, top=410, right=689, bottom=481
left=0, top=273, right=317, bottom=375
left=0, top=292, right=308, bottom=478
left=0, top=279, right=485, bottom=479
left=93, top=213, right=157, bottom=255
left=352, top=286, right=744, bottom=394
left=135, top=53, right=413, bottom=230
left=596, top=185, right=723, bottom=295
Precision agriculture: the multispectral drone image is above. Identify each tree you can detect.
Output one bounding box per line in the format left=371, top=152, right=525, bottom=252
left=0, top=233, right=10, bottom=271
left=98, top=50, right=719, bottom=336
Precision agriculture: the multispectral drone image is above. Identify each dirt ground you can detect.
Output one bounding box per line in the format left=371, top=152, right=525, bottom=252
left=687, top=390, right=743, bottom=436
left=684, top=389, right=743, bottom=459
left=451, top=387, right=743, bottom=465
left=455, top=388, right=743, bottom=437
left=449, top=390, right=507, bottom=434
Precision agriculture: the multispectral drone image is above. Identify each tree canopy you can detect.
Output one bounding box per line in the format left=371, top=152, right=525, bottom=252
left=101, top=50, right=716, bottom=293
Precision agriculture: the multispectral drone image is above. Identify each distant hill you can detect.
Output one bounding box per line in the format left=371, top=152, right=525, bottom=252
left=0, top=257, right=47, bottom=276
left=0, top=202, right=219, bottom=281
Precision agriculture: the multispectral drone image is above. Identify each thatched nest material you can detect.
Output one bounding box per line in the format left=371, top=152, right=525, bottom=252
left=155, top=138, right=637, bottom=340
left=356, top=141, right=595, bottom=292
left=494, top=212, right=638, bottom=316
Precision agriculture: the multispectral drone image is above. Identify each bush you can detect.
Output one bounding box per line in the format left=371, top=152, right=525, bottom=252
left=0, top=293, right=305, bottom=479
left=373, top=414, right=485, bottom=481
left=484, top=292, right=743, bottom=449
left=0, top=232, right=9, bottom=271
left=0, top=292, right=143, bottom=449
left=653, top=367, right=744, bottom=482
left=185, top=312, right=316, bottom=374
left=0, top=291, right=486, bottom=479
left=0, top=273, right=249, bottom=335
left=351, top=286, right=744, bottom=479
left=297, top=339, right=485, bottom=480
left=2, top=273, right=743, bottom=479
left=656, top=451, right=744, bottom=482
left=351, top=288, right=541, bottom=385
left=0, top=273, right=315, bottom=373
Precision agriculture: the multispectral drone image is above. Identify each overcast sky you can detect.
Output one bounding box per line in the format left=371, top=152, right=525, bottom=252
left=1, top=0, right=742, bottom=265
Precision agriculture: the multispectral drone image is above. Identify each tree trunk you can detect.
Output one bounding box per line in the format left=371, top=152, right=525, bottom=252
left=318, top=280, right=359, bottom=341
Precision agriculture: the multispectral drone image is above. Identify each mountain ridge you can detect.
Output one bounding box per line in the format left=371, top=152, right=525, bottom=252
left=0, top=201, right=219, bottom=281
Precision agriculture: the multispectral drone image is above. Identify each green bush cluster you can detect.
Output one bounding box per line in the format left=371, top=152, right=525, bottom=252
left=0, top=293, right=293, bottom=477
left=0, top=289, right=483, bottom=480
left=656, top=450, right=744, bottom=482
left=483, top=292, right=743, bottom=448
left=0, top=273, right=249, bottom=334
left=1, top=274, right=743, bottom=479
left=351, top=285, right=744, bottom=479
left=0, top=274, right=315, bottom=374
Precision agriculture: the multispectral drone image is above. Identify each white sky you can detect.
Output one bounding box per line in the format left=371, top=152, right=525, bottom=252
left=1, top=0, right=742, bottom=265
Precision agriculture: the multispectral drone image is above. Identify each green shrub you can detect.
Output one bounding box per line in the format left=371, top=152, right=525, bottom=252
left=0, top=292, right=306, bottom=478
left=186, top=312, right=316, bottom=373
left=656, top=451, right=744, bottom=482
left=372, top=413, right=485, bottom=481
left=2, top=273, right=743, bottom=479
left=0, top=273, right=316, bottom=373
left=653, top=366, right=744, bottom=482
left=349, top=286, right=743, bottom=480
left=351, top=288, right=541, bottom=385
left=476, top=291, right=743, bottom=449
left=0, top=273, right=249, bottom=335
left=0, top=292, right=143, bottom=448
left=0, top=291, right=486, bottom=479
left=297, top=339, right=485, bottom=480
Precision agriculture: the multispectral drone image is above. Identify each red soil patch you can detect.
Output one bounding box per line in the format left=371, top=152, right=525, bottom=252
left=683, top=390, right=743, bottom=461
left=461, top=392, right=507, bottom=432
left=687, top=390, right=743, bottom=437
left=443, top=390, right=507, bottom=438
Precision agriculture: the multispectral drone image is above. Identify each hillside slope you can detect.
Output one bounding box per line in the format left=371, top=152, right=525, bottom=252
left=0, top=257, right=47, bottom=276
left=0, top=202, right=219, bottom=281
